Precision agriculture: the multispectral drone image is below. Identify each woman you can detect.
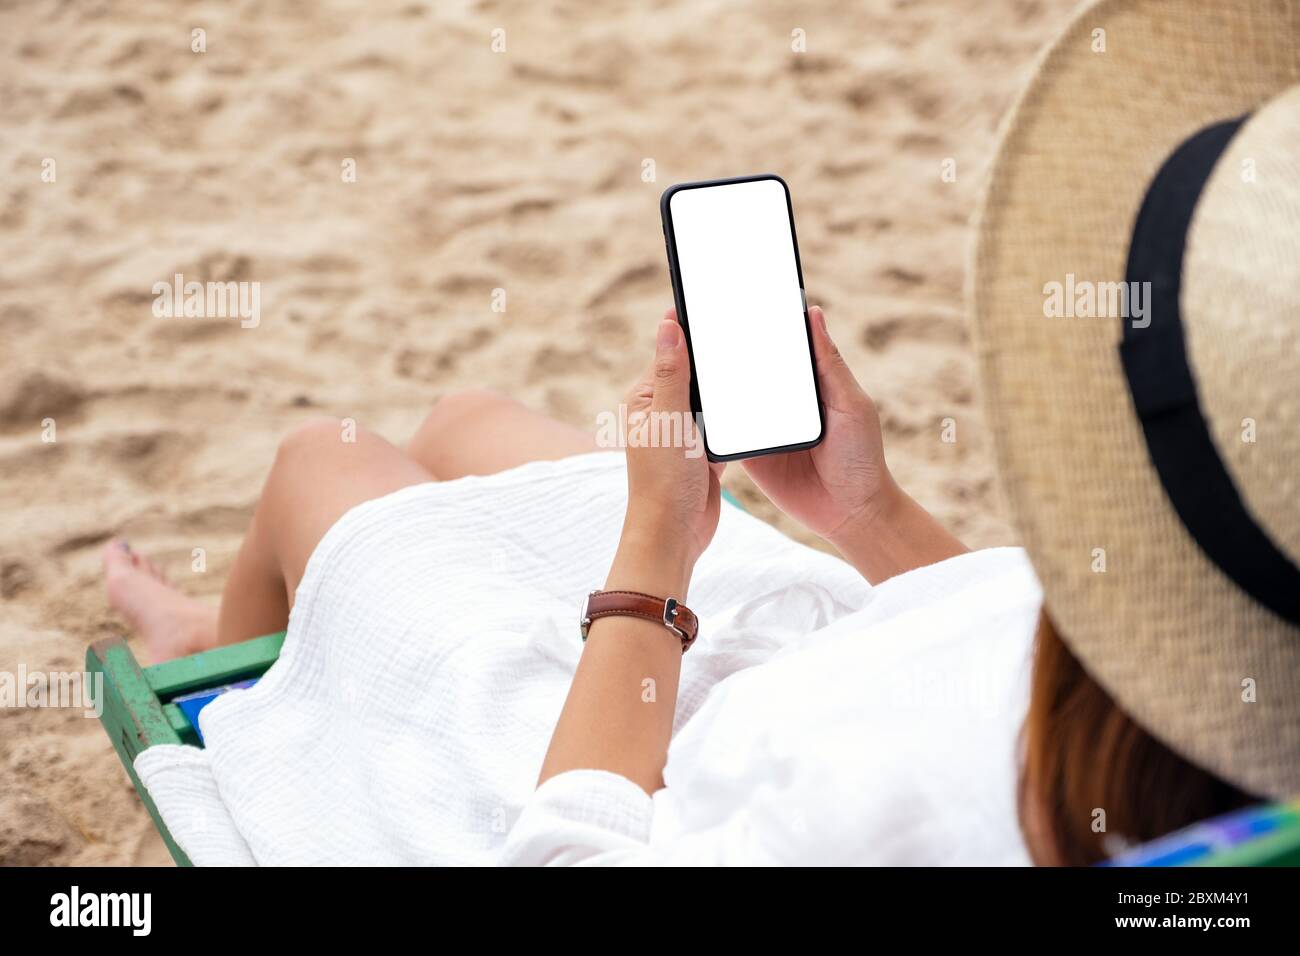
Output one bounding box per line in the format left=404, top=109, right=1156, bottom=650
left=111, top=0, right=1298, bottom=865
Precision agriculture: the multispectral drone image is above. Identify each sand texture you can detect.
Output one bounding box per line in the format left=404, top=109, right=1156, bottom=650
left=0, top=0, right=1070, bottom=865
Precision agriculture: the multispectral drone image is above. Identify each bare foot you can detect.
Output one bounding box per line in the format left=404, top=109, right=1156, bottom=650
left=103, top=539, right=218, bottom=663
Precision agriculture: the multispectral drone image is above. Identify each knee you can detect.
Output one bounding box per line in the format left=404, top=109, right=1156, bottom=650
left=273, top=417, right=367, bottom=473
left=432, top=387, right=513, bottom=422
left=413, top=388, right=514, bottom=442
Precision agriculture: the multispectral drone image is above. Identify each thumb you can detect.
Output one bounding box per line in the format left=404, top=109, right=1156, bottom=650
left=651, top=314, right=691, bottom=412
left=808, top=306, right=859, bottom=403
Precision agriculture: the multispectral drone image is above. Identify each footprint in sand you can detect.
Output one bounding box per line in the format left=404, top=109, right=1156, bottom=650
left=55, top=84, right=145, bottom=119
left=862, top=311, right=968, bottom=351
left=0, top=371, right=86, bottom=432
left=97, top=429, right=194, bottom=486
left=0, top=559, right=35, bottom=599
left=394, top=326, right=496, bottom=380
left=585, top=262, right=659, bottom=310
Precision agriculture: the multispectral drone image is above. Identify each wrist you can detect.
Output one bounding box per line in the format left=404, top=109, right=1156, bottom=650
left=827, top=475, right=968, bottom=585
left=827, top=473, right=906, bottom=552
left=608, top=513, right=695, bottom=599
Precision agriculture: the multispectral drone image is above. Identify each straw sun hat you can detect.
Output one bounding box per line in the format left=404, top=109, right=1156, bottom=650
left=971, top=0, right=1299, bottom=800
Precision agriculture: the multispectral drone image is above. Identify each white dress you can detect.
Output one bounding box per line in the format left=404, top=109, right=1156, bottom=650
left=135, top=451, right=1043, bottom=865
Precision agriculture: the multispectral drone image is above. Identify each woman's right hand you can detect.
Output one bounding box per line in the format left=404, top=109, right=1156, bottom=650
left=742, top=305, right=898, bottom=542
left=745, top=305, right=968, bottom=583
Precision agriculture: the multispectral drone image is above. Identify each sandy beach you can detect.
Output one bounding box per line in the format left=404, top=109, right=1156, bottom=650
left=0, top=0, right=1071, bottom=865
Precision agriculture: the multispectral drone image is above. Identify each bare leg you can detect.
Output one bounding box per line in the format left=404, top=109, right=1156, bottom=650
left=106, top=420, right=433, bottom=659
left=215, top=420, right=433, bottom=646
left=406, top=387, right=596, bottom=479
left=106, top=395, right=594, bottom=660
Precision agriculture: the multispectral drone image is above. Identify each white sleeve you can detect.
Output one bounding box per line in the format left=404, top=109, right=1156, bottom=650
left=499, top=770, right=659, bottom=866
left=500, top=769, right=771, bottom=866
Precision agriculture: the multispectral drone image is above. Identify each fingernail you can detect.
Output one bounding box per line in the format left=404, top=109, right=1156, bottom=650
left=658, top=319, right=680, bottom=349
left=811, top=306, right=827, bottom=336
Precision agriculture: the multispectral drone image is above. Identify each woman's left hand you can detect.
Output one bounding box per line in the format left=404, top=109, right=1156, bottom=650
left=614, top=309, right=724, bottom=596
left=540, top=310, right=720, bottom=792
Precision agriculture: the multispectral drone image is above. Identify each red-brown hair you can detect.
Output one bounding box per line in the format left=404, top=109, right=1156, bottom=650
left=1018, top=612, right=1254, bottom=865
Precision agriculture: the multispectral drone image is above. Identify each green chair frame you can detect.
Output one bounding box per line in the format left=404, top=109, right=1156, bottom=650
left=87, top=631, right=285, bottom=866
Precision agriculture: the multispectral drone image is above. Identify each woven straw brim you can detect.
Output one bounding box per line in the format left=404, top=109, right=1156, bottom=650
left=970, top=0, right=1300, bottom=799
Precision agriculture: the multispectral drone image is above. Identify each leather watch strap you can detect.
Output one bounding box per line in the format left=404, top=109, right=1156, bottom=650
left=580, top=589, right=699, bottom=652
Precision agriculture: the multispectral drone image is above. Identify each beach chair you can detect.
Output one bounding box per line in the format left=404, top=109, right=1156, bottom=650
left=88, top=631, right=284, bottom=866
left=87, top=629, right=1300, bottom=868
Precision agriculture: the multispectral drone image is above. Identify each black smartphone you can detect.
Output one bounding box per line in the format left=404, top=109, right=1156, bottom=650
left=661, top=174, right=824, bottom=462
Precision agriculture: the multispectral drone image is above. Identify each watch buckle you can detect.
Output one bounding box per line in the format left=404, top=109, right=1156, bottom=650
left=663, top=597, right=688, bottom=640
left=579, top=589, right=598, bottom=642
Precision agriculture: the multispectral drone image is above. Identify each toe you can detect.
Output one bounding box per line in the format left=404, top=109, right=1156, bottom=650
left=102, top=538, right=134, bottom=576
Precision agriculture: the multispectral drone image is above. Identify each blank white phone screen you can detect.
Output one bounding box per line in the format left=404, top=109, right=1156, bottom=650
left=669, top=179, right=821, bottom=458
